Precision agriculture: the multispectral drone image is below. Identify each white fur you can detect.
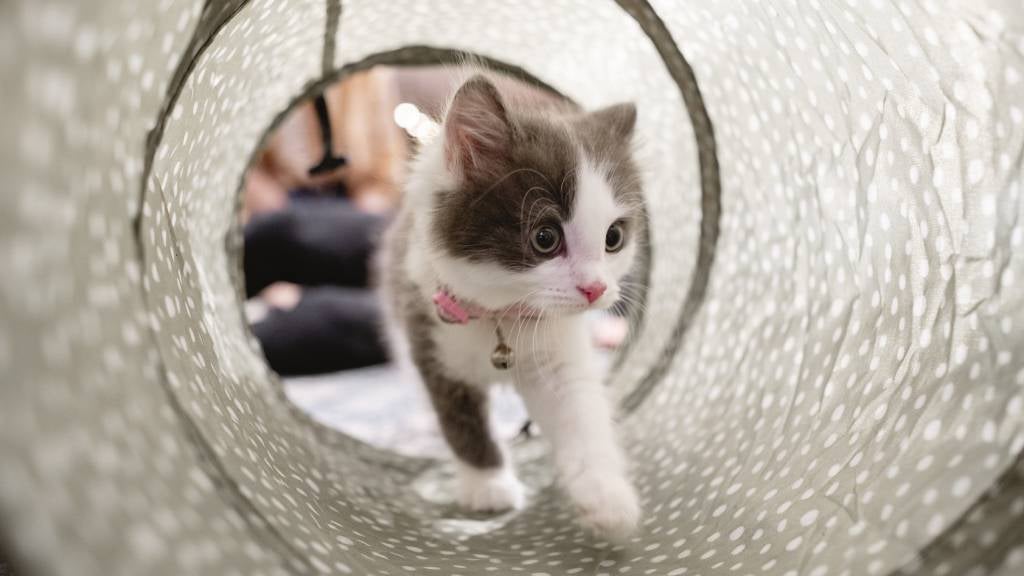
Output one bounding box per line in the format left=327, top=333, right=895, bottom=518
left=509, top=316, right=639, bottom=542
left=390, top=119, right=640, bottom=539
left=457, top=461, right=526, bottom=512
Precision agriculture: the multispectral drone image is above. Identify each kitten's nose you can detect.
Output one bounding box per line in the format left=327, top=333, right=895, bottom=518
left=577, top=282, right=607, bottom=304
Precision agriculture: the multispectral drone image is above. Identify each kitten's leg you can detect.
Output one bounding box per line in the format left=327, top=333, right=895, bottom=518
left=515, top=326, right=639, bottom=541
left=423, top=373, right=525, bottom=512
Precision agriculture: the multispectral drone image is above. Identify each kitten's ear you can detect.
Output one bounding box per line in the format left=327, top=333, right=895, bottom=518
left=444, top=76, right=512, bottom=180
left=581, top=102, right=637, bottom=144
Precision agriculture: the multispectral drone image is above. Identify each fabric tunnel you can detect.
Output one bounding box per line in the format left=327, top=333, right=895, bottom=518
left=2, top=1, right=1024, bottom=575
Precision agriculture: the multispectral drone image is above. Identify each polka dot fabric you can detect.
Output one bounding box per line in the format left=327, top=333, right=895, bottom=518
left=2, top=1, right=1023, bottom=575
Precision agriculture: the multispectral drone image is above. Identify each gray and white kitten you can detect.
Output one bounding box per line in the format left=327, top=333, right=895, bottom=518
left=380, top=73, right=644, bottom=541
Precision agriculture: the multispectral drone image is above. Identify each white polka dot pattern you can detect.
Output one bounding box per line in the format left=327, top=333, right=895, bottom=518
left=1, top=1, right=292, bottom=574
left=1, top=0, right=1023, bottom=574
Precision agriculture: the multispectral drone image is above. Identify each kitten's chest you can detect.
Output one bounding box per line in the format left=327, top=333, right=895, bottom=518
left=432, top=319, right=561, bottom=385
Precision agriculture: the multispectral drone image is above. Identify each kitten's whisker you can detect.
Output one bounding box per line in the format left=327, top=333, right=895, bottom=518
left=611, top=294, right=649, bottom=318
left=608, top=296, right=649, bottom=340
left=496, top=287, right=544, bottom=384
left=537, top=311, right=554, bottom=365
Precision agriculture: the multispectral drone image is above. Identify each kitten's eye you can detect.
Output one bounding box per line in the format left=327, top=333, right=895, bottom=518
left=605, top=221, right=626, bottom=253
left=531, top=225, right=562, bottom=255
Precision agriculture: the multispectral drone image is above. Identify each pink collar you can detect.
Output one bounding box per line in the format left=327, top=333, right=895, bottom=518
left=431, top=286, right=541, bottom=324
left=431, top=287, right=484, bottom=324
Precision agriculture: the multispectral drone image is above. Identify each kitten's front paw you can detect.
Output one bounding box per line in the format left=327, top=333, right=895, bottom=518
left=568, top=473, right=640, bottom=543
left=457, top=465, right=526, bottom=512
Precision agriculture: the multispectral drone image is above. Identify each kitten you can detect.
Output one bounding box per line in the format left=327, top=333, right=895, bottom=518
left=380, top=73, right=644, bottom=542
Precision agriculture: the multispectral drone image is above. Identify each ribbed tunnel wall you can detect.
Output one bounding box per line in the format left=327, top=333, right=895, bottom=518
left=2, top=1, right=1024, bottom=575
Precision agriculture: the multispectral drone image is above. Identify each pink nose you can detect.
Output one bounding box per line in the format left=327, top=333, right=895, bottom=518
left=577, top=282, right=607, bottom=304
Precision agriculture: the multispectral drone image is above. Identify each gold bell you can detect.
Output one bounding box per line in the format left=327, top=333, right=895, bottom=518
left=490, top=324, right=514, bottom=370
left=491, top=342, right=514, bottom=370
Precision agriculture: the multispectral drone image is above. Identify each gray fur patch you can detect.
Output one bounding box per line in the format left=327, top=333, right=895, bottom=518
left=407, top=309, right=502, bottom=469
left=379, top=212, right=503, bottom=470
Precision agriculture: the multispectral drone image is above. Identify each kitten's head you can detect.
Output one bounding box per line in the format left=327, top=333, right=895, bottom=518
left=427, top=75, right=643, bottom=316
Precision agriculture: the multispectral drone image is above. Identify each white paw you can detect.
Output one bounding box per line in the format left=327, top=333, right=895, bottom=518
left=456, top=465, right=526, bottom=512
left=567, top=473, right=640, bottom=543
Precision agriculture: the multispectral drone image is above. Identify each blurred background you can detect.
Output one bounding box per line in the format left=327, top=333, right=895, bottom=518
left=241, top=66, right=632, bottom=456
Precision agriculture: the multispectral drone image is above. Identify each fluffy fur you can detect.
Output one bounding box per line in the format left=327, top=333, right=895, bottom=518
left=379, top=72, right=644, bottom=542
